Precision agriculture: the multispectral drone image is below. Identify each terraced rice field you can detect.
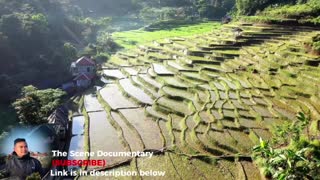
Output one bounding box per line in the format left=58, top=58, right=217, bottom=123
left=77, top=22, right=320, bottom=179
left=68, top=116, right=85, bottom=171
left=84, top=94, right=104, bottom=112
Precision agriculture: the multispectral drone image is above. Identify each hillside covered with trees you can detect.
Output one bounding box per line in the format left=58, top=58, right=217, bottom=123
left=0, top=0, right=319, bottom=179
left=0, top=0, right=79, bottom=103
left=0, top=0, right=236, bottom=104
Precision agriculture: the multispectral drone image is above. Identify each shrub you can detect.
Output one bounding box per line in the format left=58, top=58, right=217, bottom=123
left=253, top=139, right=320, bottom=179
left=252, top=112, right=320, bottom=179
left=312, top=41, right=320, bottom=51
left=26, top=172, right=41, bottom=180
left=12, top=85, right=66, bottom=124
left=311, top=34, right=320, bottom=51
left=236, top=0, right=320, bottom=19
left=259, top=1, right=320, bottom=18
left=93, top=52, right=110, bottom=63
left=272, top=112, right=310, bottom=146
left=97, top=32, right=121, bottom=52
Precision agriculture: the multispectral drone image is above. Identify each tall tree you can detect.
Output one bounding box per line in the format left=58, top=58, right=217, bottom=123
left=12, top=85, right=66, bottom=124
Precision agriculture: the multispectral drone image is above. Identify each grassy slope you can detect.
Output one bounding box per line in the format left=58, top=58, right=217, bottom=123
left=239, top=1, right=320, bottom=25
left=112, top=22, right=221, bottom=49
left=259, top=1, right=320, bottom=18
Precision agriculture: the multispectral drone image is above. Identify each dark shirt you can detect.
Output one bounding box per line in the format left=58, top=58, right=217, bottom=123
left=0, top=152, right=43, bottom=180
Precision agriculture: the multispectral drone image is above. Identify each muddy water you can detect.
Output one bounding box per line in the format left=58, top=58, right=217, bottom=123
left=100, top=84, right=139, bottom=110
left=119, top=79, right=153, bottom=105
left=152, top=63, right=174, bottom=75
left=67, top=135, right=84, bottom=171
left=88, top=111, right=129, bottom=169
left=123, top=67, right=139, bottom=75
left=139, top=74, right=162, bottom=89
left=110, top=112, right=144, bottom=152
left=71, top=116, right=85, bottom=135
left=103, top=69, right=126, bottom=79
left=67, top=115, right=86, bottom=171
left=100, top=76, right=113, bottom=84
left=84, top=94, right=104, bottom=112
left=119, top=108, right=163, bottom=150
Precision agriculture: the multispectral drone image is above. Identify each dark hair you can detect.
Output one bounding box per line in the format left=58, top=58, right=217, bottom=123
left=14, top=138, right=26, bottom=146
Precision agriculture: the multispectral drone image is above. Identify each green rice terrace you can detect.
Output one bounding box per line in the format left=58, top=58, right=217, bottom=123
left=74, top=22, right=320, bottom=179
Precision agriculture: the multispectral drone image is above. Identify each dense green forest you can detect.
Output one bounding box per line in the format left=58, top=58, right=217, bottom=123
left=0, top=0, right=80, bottom=103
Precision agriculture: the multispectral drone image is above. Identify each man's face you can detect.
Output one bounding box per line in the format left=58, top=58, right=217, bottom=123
left=14, top=141, right=29, bottom=157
